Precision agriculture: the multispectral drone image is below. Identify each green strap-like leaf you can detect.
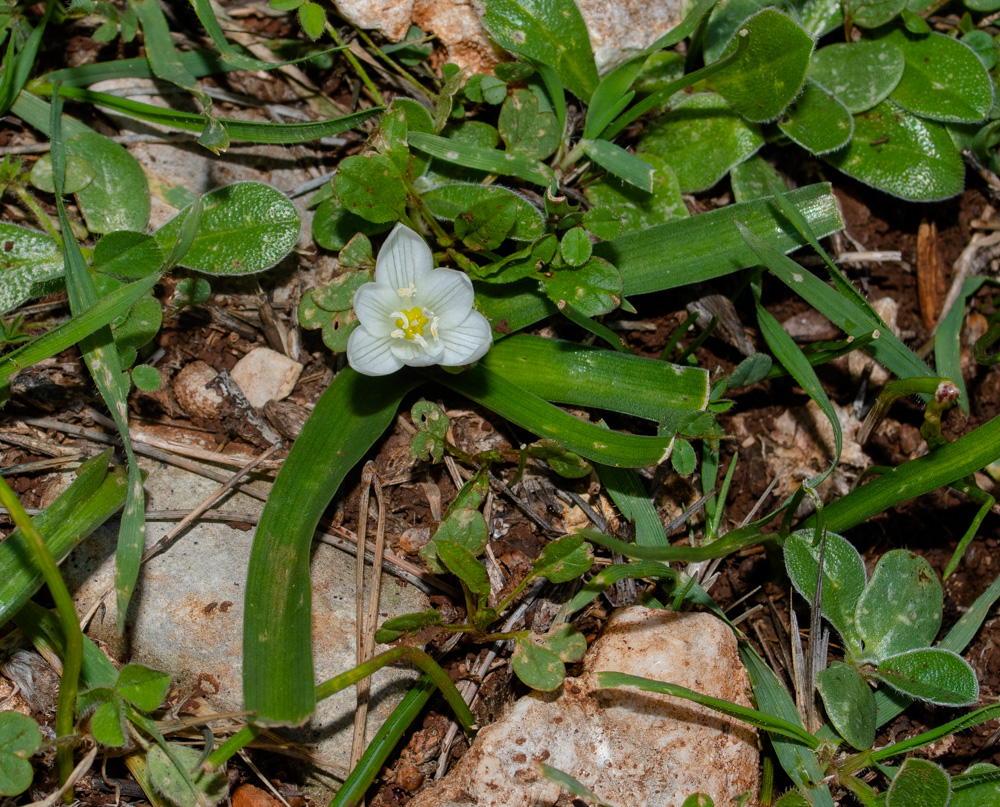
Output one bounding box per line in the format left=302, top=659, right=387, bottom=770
left=409, top=131, right=552, bottom=185
left=243, top=368, right=416, bottom=725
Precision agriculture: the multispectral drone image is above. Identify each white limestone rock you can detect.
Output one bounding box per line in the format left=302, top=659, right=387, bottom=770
left=230, top=347, right=303, bottom=408
left=408, top=607, right=759, bottom=807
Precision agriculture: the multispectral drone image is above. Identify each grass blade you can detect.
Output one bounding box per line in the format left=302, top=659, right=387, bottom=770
left=481, top=334, right=709, bottom=420
left=243, top=368, right=417, bottom=725
left=50, top=90, right=147, bottom=629
left=409, top=132, right=553, bottom=184
left=595, top=466, right=668, bottom=546
left=435, top=366, right=674, bottom=467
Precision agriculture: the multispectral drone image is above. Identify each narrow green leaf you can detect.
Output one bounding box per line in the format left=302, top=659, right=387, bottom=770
left=243, top=369, right=416, bottom=725
left=596, top=465, right=668, bottom=546
left=539, top=763, right=615, bottom=807
left=582, top=138, right=654, bottom=192
left=436, top=540, right=491, bottom=599
left=436, top=366, right=674, bottom=467
left=409, top=131, right=552, bottom=185
left=564, top=560, right=678, bottom=614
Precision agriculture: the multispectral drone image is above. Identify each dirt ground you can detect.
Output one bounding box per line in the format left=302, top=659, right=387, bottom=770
left=2, top=7, right=1000, bottom=806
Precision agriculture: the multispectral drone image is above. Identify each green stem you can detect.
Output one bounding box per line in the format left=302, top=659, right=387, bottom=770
left=0, top=477, right=82, bottom=799
left=352, top=25, right=431, bottom=96
left=495, top=573, right=536, bottom=615
left=203, top=724, right=260, bottom=770
left=9, top=183, right=63, bottom=246
left=326, top=25, right=384, bottom=107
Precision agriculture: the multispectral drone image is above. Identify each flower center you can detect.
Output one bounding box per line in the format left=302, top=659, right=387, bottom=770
left=394, top=306, right=429, bottom=340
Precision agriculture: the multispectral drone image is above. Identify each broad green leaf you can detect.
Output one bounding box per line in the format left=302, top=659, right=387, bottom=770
left=29, top=153, right=94, bottom=194
left=730, top=155, right=787, bottom=202
left=311, top=269, right=373, bottom=312
left=454, top=193, right=518, bottom=251
left=410, top=399, right=449, bottom=463
left=94, top=231, right=164, bottom=279
left=436, top=539, right=491, bottom=599
left=856, top=549, right=942, bottom=659
left=886, top=758, right=951, bottom=807
left=846, top=0, right=906, bottom=28
left=816, top=662, right=876, bottom=749
left=337, top=233, right=373, bottom=268
left=730, top=353, right=772, bottom=387
left=559, top=228, right=592, bottom=266
left=543, top=255, right=622, bottom=317
left=422, top=508, right=489, bottom=574
left=298, top=1, right=326, bottom=38
left=147, top=744, right=228, bottom=807
left=375, top=609, right=443, bottom=643
left=582, top=138, right=655, bottom=192
left=481, top=0, right=598, bottom=102
left=298, top=290, right=358, bottom=352
left=584, top=153, right=687, bottom=234
left=581, top=206, right=624, bottom=241
left=874, top=647, right=979, bottom=705
left=312, top=197, right=391, bottom=251
left=409, top=131, right=552, bottom=185
left=778, top=80, right=854, bottom=155
left=962, top=30, right=997, bottom=71
left=784, top=530, right=867, bottom=656
left=0, top=711, right=41, bottom=796
left=791, top=0, right=843, bottom=37
left=155, top=182, right=300, bottom=275
left=682, top=796, right=715, bottom=807
left=703, top=0, right=770, bottom=63
left=542, top=623, right=586, bottom=661
left=422, top=184, right=544, bottom=241
left=512, top=637, right=566, bottom=691
left=243, top=368, right=416, bottom=725
left=438, top=366, right=675, bottom=467
left=964, top=0, right=1000, bottom=10
left=0, top=221, right=64, bottom=313
left=877, top=27, right=994, bottom=122
left=708, top=10, right=814, bottom=123
left=66, top=131, right=150, bottom=233
left=334, top=154, right=406, bottom=224
left=533, top=535, right=594, bottom=583
left=952, top=763, right=1000, bottom=806
left=91, top=697, right=126, bottom=747
left=116, top=664, right=171, bottom=711
left=638, top=92, right=764, bottom=193
left=671, top=439, right=697, bottom=475
left=499, top=88, right=559, bottom=160
left=825, top=100, right=964, bottom=201
left=808, top=41, right=905, bottom=114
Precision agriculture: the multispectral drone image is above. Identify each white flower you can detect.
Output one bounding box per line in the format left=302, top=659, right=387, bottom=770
left=346, top=224, right=493, bottom=376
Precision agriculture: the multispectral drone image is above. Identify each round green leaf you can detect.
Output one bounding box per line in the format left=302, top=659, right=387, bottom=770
left=963, top=30, right=998, bottom=70
left=94, top=230, right=165, bottom=279
left=113, top=294, right=163, bottom=361
left=874, top=647, right=979, bottom=705
left=559, top=228, right=592, bottom=267
left=147, top=743, right=229, bottom=807
left=131, top=364, right=162, bottom=391
left=67, top=131, right=151, bottom=233
left=499, top=88, right=560, bottom=161
left=796, top=0, right=844, bottom=37
left=334, top=154, right=407, bottom=224
left=542, top=623, right=587, bottom=662
left=29, top=153, right=94, bottom=195
left=581, top=206, right=624, bottom=241
left=312, top=197, right=391, bottom=251
left=533, top=535, right=594, bottom=582
left=543, top=255, right=623, bottom=317
left=887, top=758, right=951, bottom=807
left=816, top=661, right=876, bottom=750
left=91, top=698, right=127, bottom=747
left=964, top=0, right=1000, bottom=11
left=825, top=100, right=964, bottom=202
left=338, top=232, right=374, bottom=268
left=512, top=636, right=566, bottom=691
left=454, top=194, right=518, bottom=251
left=877, top=28, right=994, bottom=123
left=638, top=93, right=764, bottom=193
left=584, top=153, right=687, bottom=233
left=808, top=41, right=905, bottom=114
left=778, top=80, right=854, bottom=155
left=172, top=277, right=211, bottom=307
left=845, top=0, right=906, bottom=28
left=670, top=438, right=696, bottom=475
left=297, top=1, right=326, bottom=39
left=422, top=184, right=544, bottom=242
left=321, top=311, right=358, bottom=352
left=856, top=548, right=942, bottom=658
left=154, top=182, right=300, bottom=275
left=117, top=663, right=171, bottom=711
left=709, top=9, right=814, bottom=123
left=0, top=711, right=41, bottom=796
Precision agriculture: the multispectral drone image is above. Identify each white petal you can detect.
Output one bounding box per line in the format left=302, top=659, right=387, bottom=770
left=353, top=282, right=401, bottom=337
left=419, top=268, right=475, bottom=327
left=390, top=336, right=444, bottom=366
left=374, top=224, right=434, bottom=291
left=347, top=326, right=405, bottom=376
left=438, top=310, right=493, bottom=366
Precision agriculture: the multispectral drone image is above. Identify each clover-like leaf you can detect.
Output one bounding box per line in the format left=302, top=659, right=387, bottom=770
left=671, top=438, right=697, bottom=475
left=422, top=184, right=544, bottom=241
left=312, top=270, right=374, bottom=313
left=533, top=535, right=594, bottom=583
left=0, top=711, right=41, bottom=796
left=91, top=697, right=127, bottom=747
left=512, top=636, right=566, bottom=691
left=499, top=88, right=560, bottom=161
left=313, top=196, right=391, bottom=251
left=559, top=228, right=592, bottom=267
left=454, top=194, right=518, bottom=251
left=338, top=233, right=374, bottom=268
left=816, top=661, right=876, bottom=750
left=117, top=664, right=171, bottom=711
left=541, top=623, right=587, bottom=662
left=30, top=153, right=94, bottom=195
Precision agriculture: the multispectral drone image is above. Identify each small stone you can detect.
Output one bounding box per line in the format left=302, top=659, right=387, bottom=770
left=408, top=608, right=759, bottom=807
left=232, top=784, right=282, bottom=807
left=172, top=361, right=225, bottom=419
left=230, top=347, right=303, bottom=408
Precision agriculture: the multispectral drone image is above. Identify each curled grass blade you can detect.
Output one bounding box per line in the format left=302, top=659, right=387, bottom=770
left=435, top=366, right=674, bottom=467
left=243, top=368, right=417, bottom=726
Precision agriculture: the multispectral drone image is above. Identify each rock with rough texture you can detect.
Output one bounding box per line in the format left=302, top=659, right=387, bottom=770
left=62, top=457, right=429, bottom=779
left=172, top=360, right=225, bottom=419
left=230, top=347, right=303, bottom=408
left=332, top=0, right=687, bottom=75
left=409, top=607, right=759, bottom=807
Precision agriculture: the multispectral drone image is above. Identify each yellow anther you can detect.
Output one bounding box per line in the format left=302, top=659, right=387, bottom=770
left=394, top=306, right=429, bottom=340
